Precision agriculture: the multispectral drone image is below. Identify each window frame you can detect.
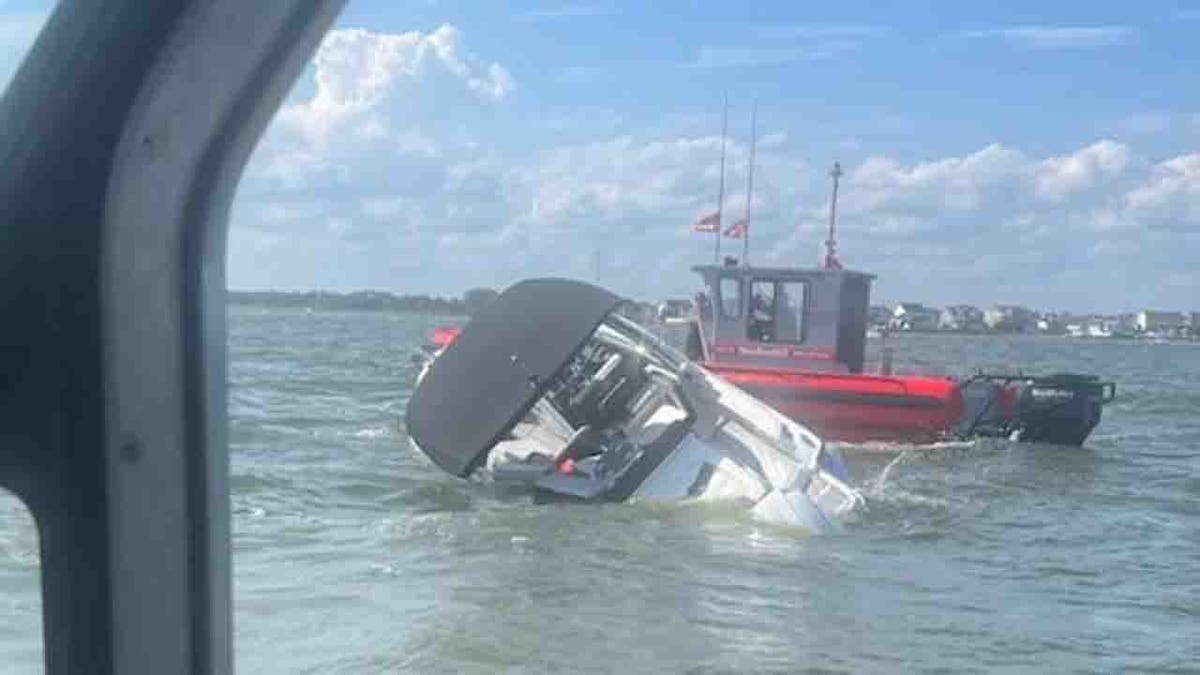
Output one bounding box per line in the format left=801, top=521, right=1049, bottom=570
left=0, top=3, right=344, bottom=673
left=718, top=275, right=743, bottom=320
left=745, top=278, right=810, bottom=345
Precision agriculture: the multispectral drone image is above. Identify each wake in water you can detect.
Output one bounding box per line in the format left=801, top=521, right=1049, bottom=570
left=830, top=438, right=980, bottom=457
left=834, top=438, right=983, bottom=498
left=832, top=438, right=1008, bottom=533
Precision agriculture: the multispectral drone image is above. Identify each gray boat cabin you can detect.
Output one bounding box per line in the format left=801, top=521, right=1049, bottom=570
left=689, top=262, right=875, bottom=374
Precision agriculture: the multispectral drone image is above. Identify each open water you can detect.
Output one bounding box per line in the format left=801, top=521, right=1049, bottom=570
left=2, top=306, right=1197, bottom=673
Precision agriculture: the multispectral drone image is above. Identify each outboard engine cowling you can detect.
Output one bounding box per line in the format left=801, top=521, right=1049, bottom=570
left=958, top=372, right=1115, bottom=446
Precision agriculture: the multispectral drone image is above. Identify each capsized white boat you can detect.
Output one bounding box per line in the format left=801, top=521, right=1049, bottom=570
left=405, top=278, right=864, bottom=532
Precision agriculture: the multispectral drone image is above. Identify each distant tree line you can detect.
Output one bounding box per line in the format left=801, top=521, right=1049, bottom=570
left=227, top=287, right=500, bottom=315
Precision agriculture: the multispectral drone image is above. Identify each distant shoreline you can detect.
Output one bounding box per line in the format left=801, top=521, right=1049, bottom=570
left=867, top=328, right=1198, bottom=343
left=226, top=289, right=1198, bottom=342
left=226, top=289, right=472, bottom=314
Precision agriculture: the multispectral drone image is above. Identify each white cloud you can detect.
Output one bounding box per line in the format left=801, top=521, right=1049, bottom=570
left=844, top=143, right=1026, bottom=217
left=751, top=141, right=1198, bottom=308
left=1033, top=140, right=1130, bottom=201
left=752, top=24, right=888, bottom=39
left=957, top=26, right=1137, bottom=49
left=516, top=133, right=801, bottom=234
left=691, top=42, right=857, bottom=69
left=1124, top=153, right=1200, bottom=226
left=242, top=23, right=517, bottom=206
left=691, top=24, right=887, bottom=71
left=759, top=131, right=788, bottom=149
left=519, top=4, right=607, bottom=20
left=835, top=140, right=1199, bottom=239
left=275, top=24, right=513, bottom=151
left=231, top=24, right=521, bottom=292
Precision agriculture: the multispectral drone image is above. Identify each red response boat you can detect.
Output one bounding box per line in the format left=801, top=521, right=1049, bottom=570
left=681, top=261, right=1112, bottom=446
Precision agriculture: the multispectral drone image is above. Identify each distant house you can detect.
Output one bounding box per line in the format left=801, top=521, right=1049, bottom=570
left=868, top=305, right=892, bottom=329
left=1070, top=314, right=1133, bottom=338
left=1060, top=313, right=1087, bottom=337
left=939, top=304, right=985, bottom=332
left=1035, top=312, right=1070, bottom=335
left=655, top=298, right=693, bottom=321
left=1136, top=310, right=1185, bottom=335
left=890, top=302, right=940, bottom=331
left=1114, top=314, right=1139, bottom=338
left=617, top=301, right=657, bottom=325
left=984, top=305, right=1036, bottom=333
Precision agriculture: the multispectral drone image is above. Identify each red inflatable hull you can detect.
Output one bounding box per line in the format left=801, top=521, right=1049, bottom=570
left=703, top=362, right=963, bottom=443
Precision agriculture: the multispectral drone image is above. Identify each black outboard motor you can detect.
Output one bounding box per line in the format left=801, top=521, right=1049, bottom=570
left=958, top=373, right=1116, bottom=446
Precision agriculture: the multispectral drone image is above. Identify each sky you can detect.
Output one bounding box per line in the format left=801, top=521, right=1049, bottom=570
left=3, top=2, right=1199, bottom=312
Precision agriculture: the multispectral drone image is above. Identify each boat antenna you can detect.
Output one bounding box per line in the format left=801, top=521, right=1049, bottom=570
left=708, top=94, right=729, bottom=361
left=713, top=93, right=728, bottom=264
left=824, top=161, right=843, bottom=270
left=741, top=100, right=757, bottom=266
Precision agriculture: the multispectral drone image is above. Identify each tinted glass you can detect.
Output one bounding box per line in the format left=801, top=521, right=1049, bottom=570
left=719, top=276, right=741, bottom=319
left=748, top=280, right=775, bottom=341
left=775, top=282, right=807, bottom=342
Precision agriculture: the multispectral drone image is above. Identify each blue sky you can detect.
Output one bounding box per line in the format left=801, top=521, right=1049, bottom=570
left=3, top=2, right=1199, bottom=311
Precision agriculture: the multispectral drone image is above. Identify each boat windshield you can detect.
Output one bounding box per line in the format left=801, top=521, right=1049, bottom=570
left=525, top=313, right=688, bottom=449
left=599, top=313, right=688, bottom=373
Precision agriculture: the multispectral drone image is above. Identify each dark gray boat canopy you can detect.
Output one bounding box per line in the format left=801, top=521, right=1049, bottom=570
left=405, top=278, right=623, bottom=477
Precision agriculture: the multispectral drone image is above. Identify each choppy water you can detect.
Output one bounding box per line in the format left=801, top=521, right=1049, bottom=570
left=2, top=307, right=1198, bottom=673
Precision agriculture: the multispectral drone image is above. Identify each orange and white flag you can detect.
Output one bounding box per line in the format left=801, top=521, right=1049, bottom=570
left=723, top=218, right=748, bottom=238
left=691, top=211, right=720, bottom=233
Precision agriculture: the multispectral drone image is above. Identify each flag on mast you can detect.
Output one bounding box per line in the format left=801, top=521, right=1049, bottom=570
left=691, top=210, right=721, bottom=233
left=723, top=218, right=748, bottom=238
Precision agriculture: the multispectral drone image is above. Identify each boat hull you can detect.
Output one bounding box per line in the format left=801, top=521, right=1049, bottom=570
left=702, top=362, right=963, bottom=444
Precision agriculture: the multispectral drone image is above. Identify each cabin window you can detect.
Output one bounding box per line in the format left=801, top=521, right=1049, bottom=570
left=748, top=280, right=776, bottom=341
left=747, top=280, right=808, bottom=343
left=719, top=276, right=741, bottom=319
left=775, top=282, right=808, bottom=342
